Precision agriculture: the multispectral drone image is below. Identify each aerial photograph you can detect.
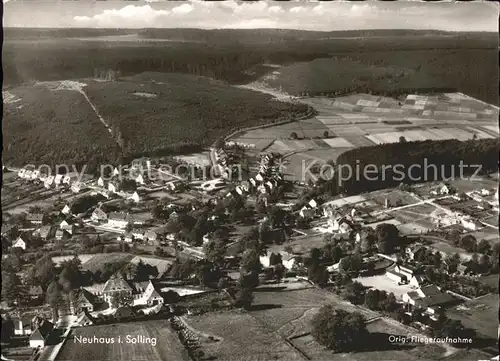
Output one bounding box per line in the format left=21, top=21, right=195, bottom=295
left=1, top=1, right=498, bottom=361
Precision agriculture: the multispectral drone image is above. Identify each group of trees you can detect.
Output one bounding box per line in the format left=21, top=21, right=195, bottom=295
left=311, top=306, right=368, bottom=352
left=313, top=139, right=499, bottom=196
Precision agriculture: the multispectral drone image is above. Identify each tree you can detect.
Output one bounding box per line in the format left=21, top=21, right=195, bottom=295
left=1, top=272, right=22, bottom=305
left=376, top=223, right=399, bottom=254
left=459, top=235, right=477, bottom=253
left=323, top=130, right=329, bottom=138
left=46, top=281, right=64, bottom=318
left=364, top=289, right=379, bottom=310
left=119, top=179, right=137, bottom=192
left=269, top=253, right=283, bottom=266
left=477, top=239, right=491, bottom=255
left=240, top=248, right=262, bottom=274
left=399, top=136, right=407, bottom=143
left=236, top=287, right=254, bottom=310
left=203, top=239, right=227, bottom=266
left=274, top=263, right=286, bottom=283
left=311, top=306, right=368, bottom=352
left=340, top=281, right=364, bottom=304
left=1, top=318, right=14, bottom=343
left=289, top=132, right=299, bottom=140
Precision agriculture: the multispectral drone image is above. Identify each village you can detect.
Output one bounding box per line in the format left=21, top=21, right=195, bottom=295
left=1, top=141, right=499, bottom=361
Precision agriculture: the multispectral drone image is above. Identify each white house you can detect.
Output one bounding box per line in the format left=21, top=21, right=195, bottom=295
left=108, top=182, right=118, bottom=193
left=299, top=205, right=315, bottom=219
left=97, top=177, right=105, bottom=187
left=308, top=199, right=318, bottom=208
left=135, top=174, right=145, bottom=185
left=29, top=320, right=54, bottom=349
left=59, top=220, right=74, bottom=234
left=107, top=212, right=130, bottom=229
left=71, top=182, right=83, bottom=193
left=402, top=285, right=455, bottom=317
left=129, top=191, right=140, bottom=203
left=260, top=252, right=296, bottom=270
left=460, top=217, right=480, bottom=231
left=91, top=208, right=108, bottom=223
left=329, top=217, right=353, bottom=234
left=17, top=168, right=26, bottom=178
left=62, top=175, right=72, bottom=185
left=44, top=175, right=54, bottom=188
left=31, top=170, right=40, bottom=180
left=113, top=167, right=121, bottom=177
left=61, top=205, right=71, bottom=215
left=54, top=174, right=63, bottom=186
left=255, top=173, right=264, bottom=183
left=12, top=237, right=26, bottom=250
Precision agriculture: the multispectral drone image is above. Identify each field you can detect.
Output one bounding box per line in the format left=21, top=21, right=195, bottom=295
left=447, top=293, right=499, bottom=340
left=186, top=287, right=448, bottom=361
left=186, top=310, right=305, bottom=361
left=129, top=256, right=174, bottom=275
left=229, top=86, right=498, bottom=182
left=250, top=288, right=379, bottom=339
left=81, top=253, right=135, bottom=273
left=57, top=320, right=189, bottom=361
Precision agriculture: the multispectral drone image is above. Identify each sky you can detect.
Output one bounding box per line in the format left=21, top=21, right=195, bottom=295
left=2, top=0, right=499, bottom=32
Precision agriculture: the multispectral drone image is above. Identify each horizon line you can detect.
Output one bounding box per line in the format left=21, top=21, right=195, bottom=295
left=3, top=27, right=497, bottom=33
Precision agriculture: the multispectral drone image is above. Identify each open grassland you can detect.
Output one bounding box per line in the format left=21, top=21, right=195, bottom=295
left=250, top=288, right=379, bottom=339
left=185, top=310, right=305, bottom=361
left=447, top=293, right=499, bottom=340
left=81, top=253, right=135, bottom=273
left=57, top=320, right=189, bottom=361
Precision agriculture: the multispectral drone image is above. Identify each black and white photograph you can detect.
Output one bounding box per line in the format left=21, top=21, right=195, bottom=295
left=1, top=1, right=499, bottom=361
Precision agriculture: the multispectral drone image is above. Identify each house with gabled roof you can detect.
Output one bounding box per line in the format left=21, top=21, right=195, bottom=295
left=61, top=205, right=72, bottom=215
left=91, top=208, right=108, bottom=223
left=29, top=320, right=54, bottom=348
left=97, top=177, right=105, bottom=188
left=402, top=285, right=456, bottom=319
left=129, top=191, right=140, bottom=203
left=12, top=237, right=26, bottom=250
left=54, top=174, right=63, bottom=186
left=76, top=289, right=98, bottom=313
left=102, top=277, right=133, bottom=304
left=43, top=176, right=54, bottom=189
left=59, top=219, right=74, bottom=234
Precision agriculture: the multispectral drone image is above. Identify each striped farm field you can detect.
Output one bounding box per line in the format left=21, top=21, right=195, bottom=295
left=322, top=137, right=355, bottom=148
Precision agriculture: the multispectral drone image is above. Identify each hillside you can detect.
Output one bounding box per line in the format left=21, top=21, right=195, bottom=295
left=2, top=73, right=311, bottom=171
left=261, top=49, right=499, bottom=105
left=2, top=84, right=122, bottom=171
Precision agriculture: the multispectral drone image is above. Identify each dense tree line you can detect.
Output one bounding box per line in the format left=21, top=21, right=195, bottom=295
left=326, top=139, right=499, bottom=195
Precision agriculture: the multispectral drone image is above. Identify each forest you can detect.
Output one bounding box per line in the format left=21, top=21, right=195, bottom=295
left=3, top=29, right=498, bottom=104
left=333, top=139, right=499, bottom=195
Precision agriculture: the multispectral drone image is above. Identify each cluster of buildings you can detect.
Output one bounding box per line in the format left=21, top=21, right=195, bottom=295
left=17, top=167, right=91, bottom=193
